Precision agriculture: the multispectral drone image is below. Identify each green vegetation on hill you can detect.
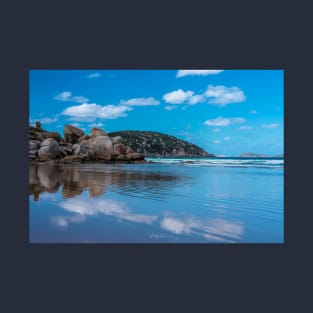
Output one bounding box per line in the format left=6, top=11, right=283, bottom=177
left=108, top=130, right=214, bottom=157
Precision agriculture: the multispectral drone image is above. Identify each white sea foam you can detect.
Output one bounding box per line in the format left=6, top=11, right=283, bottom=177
left=146, top=157, right=284, bottom=168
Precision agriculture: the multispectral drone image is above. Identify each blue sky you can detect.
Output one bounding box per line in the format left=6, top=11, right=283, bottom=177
left=29, top=69, right=284, bottom=156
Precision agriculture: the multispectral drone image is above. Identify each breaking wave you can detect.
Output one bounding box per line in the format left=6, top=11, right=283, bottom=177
left=146, top=157, right=284, bottom=168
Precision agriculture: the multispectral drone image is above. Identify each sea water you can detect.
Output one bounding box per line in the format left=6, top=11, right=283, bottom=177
left=29, top=157, right=284, bottom=243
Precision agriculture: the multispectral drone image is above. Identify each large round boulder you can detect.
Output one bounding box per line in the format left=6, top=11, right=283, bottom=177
left=63, top=125, right=84, bottom=144
left=90, top=128, right=107, bottom=138
left=38, top=138, right=61, bottom=160
left=89, top=135, right=113, bottom=160
left=113, top=143, right=127, bottom=156
left=70, top=141, right=94, bottom=160
left=59, top=143, right=73, bottom=156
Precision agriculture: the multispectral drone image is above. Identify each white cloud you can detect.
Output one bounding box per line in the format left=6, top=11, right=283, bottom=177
left=204, top=117, right=245, bottom=127
left=88, top=122, right=104, bottom=128
left=120, top=97, right=159, bottom=106
left=163, top=84, right=245, bottom=108
left=213, top=140, right=221, bottom=144
left=238, top=126, right=253, bottom=130
left=205, top=85, right=246, bottom=106
left=212, top=128, right=221, bottom=132
left=224, top=136, right=230, bottom=141
left=86, top=72, right=101, bottom=79
left=55, top=91, right=71, bottom=101
left=262, top=123, right=280, bottom=129
left=176, top=70, right=224, bottom=78
left=165, top=105, right=178, bottom=111
left=62, top=103, right=132, bottom=121
left=54, top=91, right=89, bottom=103
left=40, top=116, right=58, bottom=124
left=162, top=89, right=194, bottom=104
left=249, top=110, right=257, bottom=114
left=188, top=94, right=206, bottom=105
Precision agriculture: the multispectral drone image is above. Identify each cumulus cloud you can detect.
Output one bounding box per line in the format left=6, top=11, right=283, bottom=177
left=176, top=70, right=224, bottom=78
left=212, top=128, right=221, bottom=132
left=238, top=126, right=253, bottom=130
left=163, top=84, right=246, bottom=107
left=224, top=136, right=230, bottom=141
left=85, top=72, right=101, bottom=79
left=205, top=85, right=246, bottom=106
left=88, top=122, right=104, bottom=128
left=162, top=89, right=194, bottom=104
left=262, top=123, right=280, bottom=129
left=213, top=140, right=221, bottom=144
left=120, top=97, right=159, bottom=106
left=204, top=117, right=245, bottom=127
left=40, top=116, right=58, bottom=124
left=165, top=105, right=178, bottom=111
left=62, top=103, right=132, bottom=121
left=188, top=94, right=206, bottom=105
left=54, top=91, right=89, bottom=103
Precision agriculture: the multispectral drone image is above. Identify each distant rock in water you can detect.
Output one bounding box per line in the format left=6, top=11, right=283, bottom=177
left=238, top=152, right=268, bottom=158
left=108, top=130, right=214, bottom=157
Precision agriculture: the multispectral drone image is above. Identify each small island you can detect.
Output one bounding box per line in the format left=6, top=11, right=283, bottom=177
left=29, top=121, right=214, bottom=164
left=238, top=152, right=268, bottom=158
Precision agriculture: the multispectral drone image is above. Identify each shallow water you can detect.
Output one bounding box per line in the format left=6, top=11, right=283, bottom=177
left=29, top=158, right=284, bottom=243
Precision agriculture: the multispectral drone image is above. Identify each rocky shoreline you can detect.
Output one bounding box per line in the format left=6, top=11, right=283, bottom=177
left=29, top=122, right=146, bottom=165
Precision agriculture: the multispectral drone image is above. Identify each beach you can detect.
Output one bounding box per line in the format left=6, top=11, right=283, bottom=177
left=29, top=157, right=284, bottom=243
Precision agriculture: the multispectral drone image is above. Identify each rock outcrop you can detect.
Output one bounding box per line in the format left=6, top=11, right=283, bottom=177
left=38, top=138, right=61, bottom=160
left=89, top=130, right=114, bottom=160
left=63, top=124, right=84, bottom=144
left=29, top=122, right=146, bottom=164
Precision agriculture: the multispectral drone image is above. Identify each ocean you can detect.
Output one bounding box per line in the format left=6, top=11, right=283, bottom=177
left=29, top=157, right=284, bottom=243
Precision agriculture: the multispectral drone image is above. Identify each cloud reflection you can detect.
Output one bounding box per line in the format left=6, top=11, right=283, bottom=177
left=160, top=216, right=244, bottom=242
left=51, top=214, right=86, bottom=228
left=52, top=197, right=158, bottom=228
